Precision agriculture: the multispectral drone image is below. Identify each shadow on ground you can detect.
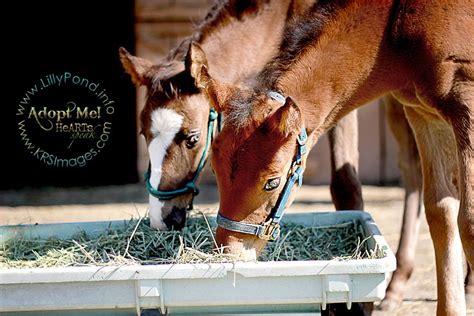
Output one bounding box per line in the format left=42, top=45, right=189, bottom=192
left=0, top=183, right=340, bottom=207
left=1, top=183, right=227, bottom=207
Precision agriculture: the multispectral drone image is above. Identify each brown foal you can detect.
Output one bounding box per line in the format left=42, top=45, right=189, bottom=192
left=190, top=1, right=473, bottom=314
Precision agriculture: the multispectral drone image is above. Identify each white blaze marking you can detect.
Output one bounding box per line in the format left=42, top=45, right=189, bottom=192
left=148, top=108, right=183, bottom=230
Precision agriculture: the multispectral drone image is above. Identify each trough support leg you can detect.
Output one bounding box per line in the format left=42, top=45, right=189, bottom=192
left=135, top=279, right=165, bottom=315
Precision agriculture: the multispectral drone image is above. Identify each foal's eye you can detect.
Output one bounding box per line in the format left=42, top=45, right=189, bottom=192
left=264, top=177, right=281, bottom=191
left=186, top=129, right=201, bottom=149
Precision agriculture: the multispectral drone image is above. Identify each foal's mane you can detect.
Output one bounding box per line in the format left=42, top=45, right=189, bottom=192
left=196, top=0, right=272, bottom=43
left=223, top=1, right=349, bottom=129
left=257, top=0, right=349, bottom=90
left=148, top=0, right=274, bottom=98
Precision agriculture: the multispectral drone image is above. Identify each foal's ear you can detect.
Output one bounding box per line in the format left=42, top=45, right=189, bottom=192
left=186, top=42, right=210, bottom=89
left=119, top=47, right=154, bottom=86
left=186, top=42, right=232, bottom=112
left=268, top=97, right=303, bottom=137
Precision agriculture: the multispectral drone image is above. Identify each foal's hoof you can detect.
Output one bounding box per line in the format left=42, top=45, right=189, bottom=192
left=376, top=295, right=402, bottom=311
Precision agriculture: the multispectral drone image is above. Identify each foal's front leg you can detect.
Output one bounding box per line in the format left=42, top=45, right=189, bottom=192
left=404, top=105, right=466, bottom=315
left=328, top=110, right=364, bottom=210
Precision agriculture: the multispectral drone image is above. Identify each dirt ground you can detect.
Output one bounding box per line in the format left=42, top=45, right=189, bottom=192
left=1, top=184, right=473, bottom=315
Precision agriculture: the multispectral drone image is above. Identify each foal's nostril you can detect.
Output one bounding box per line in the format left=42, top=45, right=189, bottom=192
left=163, top=207, right=187, bottom=230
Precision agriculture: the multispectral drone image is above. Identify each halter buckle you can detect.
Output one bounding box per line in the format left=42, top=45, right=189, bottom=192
left=258, top=220, right=281, bottom=241
left=267, top=91, right=286, bottom=105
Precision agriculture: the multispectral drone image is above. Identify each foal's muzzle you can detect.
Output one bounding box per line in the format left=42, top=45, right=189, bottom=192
left=163, top=206, right=187, bottom=230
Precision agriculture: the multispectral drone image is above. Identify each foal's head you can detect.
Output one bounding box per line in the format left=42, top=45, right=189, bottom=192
left=120, top=44, right=215, bottom=230
left=189, top=43, right=308, bottom=258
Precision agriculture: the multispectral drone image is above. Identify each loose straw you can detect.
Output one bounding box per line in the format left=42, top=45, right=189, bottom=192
left=0, top=210, right=384, bottom=268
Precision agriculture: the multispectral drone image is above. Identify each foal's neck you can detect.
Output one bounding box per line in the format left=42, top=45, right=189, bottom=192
left=270, top=1, right=404, bottom=138
left=199, top=0, right=294, bottom=84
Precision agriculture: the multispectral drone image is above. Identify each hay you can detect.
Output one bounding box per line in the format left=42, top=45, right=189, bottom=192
left=0, top=211, right=384, bottom=269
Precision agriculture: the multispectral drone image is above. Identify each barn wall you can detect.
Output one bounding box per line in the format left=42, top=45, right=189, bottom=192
left=4, top=0, right=137, bottom=189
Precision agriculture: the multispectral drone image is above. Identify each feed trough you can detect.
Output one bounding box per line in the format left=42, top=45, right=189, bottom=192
left=0, top=211, right=395, bottom=315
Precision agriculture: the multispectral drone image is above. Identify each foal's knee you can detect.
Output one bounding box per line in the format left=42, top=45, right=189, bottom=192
left=424, top=197, right=459, bottom=236
left=395, top=251, right=416, bottom=280
left=330, top=163, right=363, bottom=210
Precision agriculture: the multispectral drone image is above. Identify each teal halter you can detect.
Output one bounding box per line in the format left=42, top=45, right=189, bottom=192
left=216, top=91, right=307, bottom=241
left=144, top=108, right=219, bottom=200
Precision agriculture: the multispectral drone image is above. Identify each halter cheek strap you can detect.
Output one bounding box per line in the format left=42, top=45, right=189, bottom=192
left=216, top=91, right=308, bottom=241
left=144, top=108, right=219, bottom=201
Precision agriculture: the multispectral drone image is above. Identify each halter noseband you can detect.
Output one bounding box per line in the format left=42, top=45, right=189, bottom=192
left=144, top=108, right=219, bottom=201
left=216, top=91, right=307, bottom=241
